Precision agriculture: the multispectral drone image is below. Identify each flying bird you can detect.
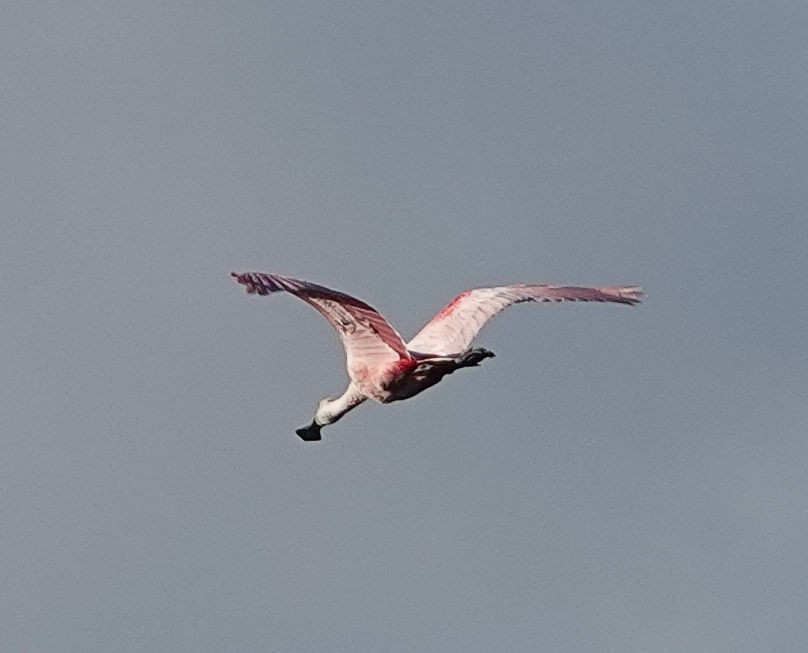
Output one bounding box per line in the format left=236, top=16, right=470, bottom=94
left=232, top=272, right=642, bottom=441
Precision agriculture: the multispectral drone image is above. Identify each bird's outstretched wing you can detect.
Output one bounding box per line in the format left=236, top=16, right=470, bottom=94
left=232, top=272, right=411, bottom=368
left=406, top=284, right=643, bottom=356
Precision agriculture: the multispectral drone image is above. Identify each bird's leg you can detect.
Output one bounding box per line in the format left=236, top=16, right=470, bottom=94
left=412, top=348, right=495, bottom=375
left=455, top=347, right=496, bottom=368
left=412, top=356, right=456, bottom=374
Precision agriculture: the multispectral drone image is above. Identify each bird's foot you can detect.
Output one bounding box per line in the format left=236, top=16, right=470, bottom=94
left=457, top=347, right=496, bottom=367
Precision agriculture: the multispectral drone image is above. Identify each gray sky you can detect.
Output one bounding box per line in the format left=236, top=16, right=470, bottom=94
left=3, top=2, right=807, bottom=651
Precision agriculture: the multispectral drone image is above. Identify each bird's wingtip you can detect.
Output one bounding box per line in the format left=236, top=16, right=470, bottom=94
left=605, top=285, right=644, bottom=304
left=625, top=286, right=644, bottom=304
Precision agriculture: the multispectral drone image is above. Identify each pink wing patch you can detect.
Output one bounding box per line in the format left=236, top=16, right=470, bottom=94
left=430, top=290, right=472, bottom=320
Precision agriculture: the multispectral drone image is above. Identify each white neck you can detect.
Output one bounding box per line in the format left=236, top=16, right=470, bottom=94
left=315, top=382, right=367, bottom=426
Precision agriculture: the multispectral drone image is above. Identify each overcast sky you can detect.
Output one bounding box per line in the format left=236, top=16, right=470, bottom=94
left=3, top=2, right=808, bottom=651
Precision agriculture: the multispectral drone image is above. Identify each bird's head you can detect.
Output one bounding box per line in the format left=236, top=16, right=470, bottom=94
left=314, top=397, right=342, bottom=426
left=295, top=396, right=343, bottom=442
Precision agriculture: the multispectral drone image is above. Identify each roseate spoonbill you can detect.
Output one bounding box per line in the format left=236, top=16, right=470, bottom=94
left=231, top=272, right=642, bottom=441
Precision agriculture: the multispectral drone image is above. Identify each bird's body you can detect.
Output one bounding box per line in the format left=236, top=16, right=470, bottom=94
left=232, top=272, right=642, bottom=441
